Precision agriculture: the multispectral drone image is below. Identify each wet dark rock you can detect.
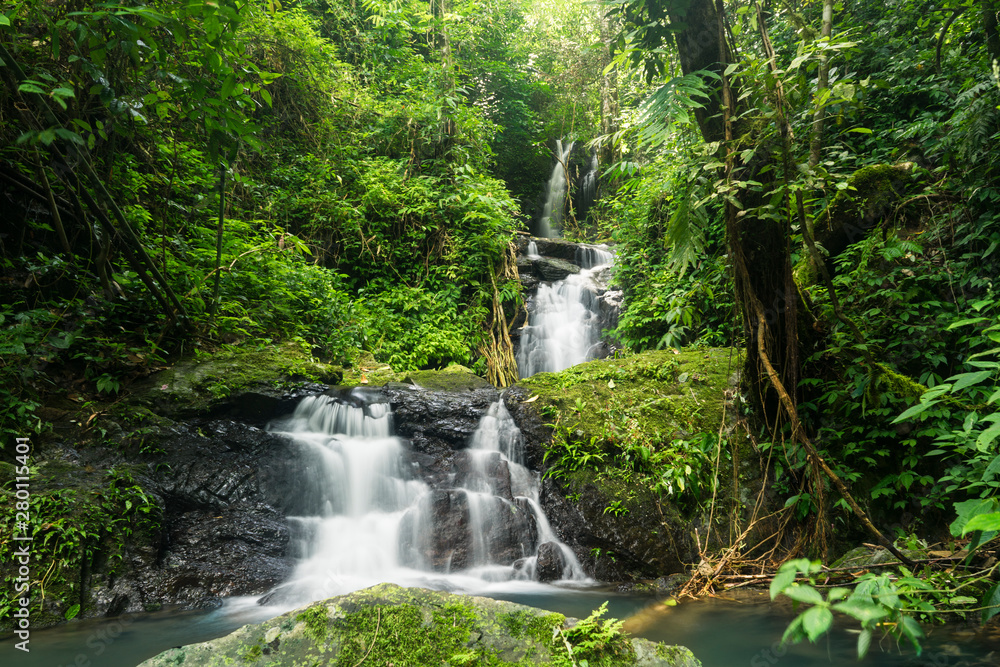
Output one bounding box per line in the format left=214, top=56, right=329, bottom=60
left=500, top=387, right=550, bottom=471
left=73, top=418, right=300, bottom=618
left=531, top=238, right=581, bottom=261
left=382, top=383, right=499, bottom=489
left=533, top=256, right=580, bottom=281
left=535, top=541, right=565, bottom=582
left=398, top=489, right=538, bottom=571
left=453, top=450, right=514, bottom=501
left=539, top=473, right=696, bottom=581
left=519, top=272, right=541, bottom=291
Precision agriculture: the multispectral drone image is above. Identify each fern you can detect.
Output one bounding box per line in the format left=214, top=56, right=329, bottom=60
left=634, top=72, right=712, bottom=149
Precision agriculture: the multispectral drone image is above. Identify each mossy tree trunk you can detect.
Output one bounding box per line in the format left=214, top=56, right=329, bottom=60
left=665, top=0, right=798, bottom=423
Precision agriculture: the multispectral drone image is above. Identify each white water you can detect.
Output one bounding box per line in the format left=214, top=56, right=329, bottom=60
left=537, top=139, right=574, bottom=238
left=262, top=392, right=586, bottom=608
left=578, top=151, right=599, bottom=220
left=517, top=245, right=615, bottom=378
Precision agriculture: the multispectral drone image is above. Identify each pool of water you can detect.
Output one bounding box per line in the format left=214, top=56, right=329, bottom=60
left=3, top=586, right=996, bottom=667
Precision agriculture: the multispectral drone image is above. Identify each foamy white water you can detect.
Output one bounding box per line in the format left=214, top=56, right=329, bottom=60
left=261, top=392, right=587, bottom=608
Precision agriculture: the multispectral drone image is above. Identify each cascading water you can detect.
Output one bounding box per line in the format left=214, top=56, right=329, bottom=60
left=517, top=244, right=615, bottom=378
left=261, top=390, right=586, bottom=608
left=577, top=151, right=599, bottom=221
left=537, top=140, right=574, bottom=238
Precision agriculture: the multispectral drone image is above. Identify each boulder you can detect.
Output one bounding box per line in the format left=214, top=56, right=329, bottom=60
left=532, top=238, right=581, bottom=261
left=533, top=256, right=580, bottom=282
left=535, top=541, right=566, bottom=582
left=137, top=583, right=703, bottom=667
left=398, top=489, right=538, bottom=571
left=383, top=382, right=499, bottom=489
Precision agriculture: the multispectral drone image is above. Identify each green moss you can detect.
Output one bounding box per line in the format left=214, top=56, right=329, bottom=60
left=872, top=364, right=927, bottom=400
left=149, top=341, right=344, bottom=413
left=498, top=610, right=563, bottom=642
left=517, top=348, right=734, bottom=442
left=241, top=641, right=263, bottom=662
left=403, top=365, right=492, bottom=391
left=334, top=603, right=480, bottom=666
left=815, top=163, right=914, bottom=246
left=296, top=605, right=330, bottom=642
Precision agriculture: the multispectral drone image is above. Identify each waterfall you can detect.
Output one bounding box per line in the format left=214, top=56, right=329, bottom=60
left=537, top=140, right=574, bottom=238
left=517, top=245, right=615, bottom=378
left=578, top=151, right=599, bottom=221
left=262, top=392, right=586, bottom=607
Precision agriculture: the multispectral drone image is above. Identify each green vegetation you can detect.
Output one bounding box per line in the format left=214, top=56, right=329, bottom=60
left=3, top=0, right=1000, bottom=655
left=139, top=584, right=685, bottom=667
left=0, top=462, right=158, bottom=626
left=518, top=348, right=736, bottom=509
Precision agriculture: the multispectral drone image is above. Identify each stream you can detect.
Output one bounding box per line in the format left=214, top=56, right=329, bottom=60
left=6, top=590, right=996, bottom=667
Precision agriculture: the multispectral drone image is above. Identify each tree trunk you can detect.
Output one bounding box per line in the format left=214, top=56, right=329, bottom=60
left=984, top=0, right=1000, bottom=65
left=667, top=0, right=796, bottom=422
left=808, top=0, right=834, bottom=169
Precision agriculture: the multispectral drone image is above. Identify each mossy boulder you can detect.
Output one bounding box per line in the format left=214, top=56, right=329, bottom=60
left=812, top=162, right=916, bottom=260
left=404, top=364, right=494, bottom=391
left=137, top=583, right=702, bottom=667
left=534, top=256, right=581, bottom=281
left=137, top=341, right=343, bottom=421
left=504, top=348, right=747, bottom=580
left=510, top=348, right=736, bottom=448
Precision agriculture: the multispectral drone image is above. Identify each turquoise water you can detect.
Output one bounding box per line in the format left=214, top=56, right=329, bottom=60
left=2, top=587, right=995, bottom=666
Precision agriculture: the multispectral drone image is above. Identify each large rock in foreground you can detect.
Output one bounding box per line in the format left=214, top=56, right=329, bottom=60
left=138, top=583, right=701, bottom=667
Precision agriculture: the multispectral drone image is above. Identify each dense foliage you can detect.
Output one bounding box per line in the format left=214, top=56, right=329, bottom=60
left=599, top=0, right=1000, bottom=650
left=4, top=0, right=1000, bottom=649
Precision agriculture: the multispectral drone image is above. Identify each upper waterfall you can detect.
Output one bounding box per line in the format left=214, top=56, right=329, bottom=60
left=537, top=140, right=574, bottom=238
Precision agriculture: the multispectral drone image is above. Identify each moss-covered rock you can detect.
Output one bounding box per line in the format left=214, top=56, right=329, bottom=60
left=512, top=348, right=736, bottom=450
left=812, top=162, right=916, bottom=260
left=503, top=348, right=746, bottom=581
left=404, top=364, right=494, bottom=391
left=137, top=583, right=702, bottom=667
left=138, top=341, right=343, bottom=419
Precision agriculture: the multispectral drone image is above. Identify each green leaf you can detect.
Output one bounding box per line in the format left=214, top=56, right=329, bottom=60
left=978, top=422, right=1000, bottom=448
left=892, top=400, right=935, bottom=423
left=64, top=604, right=80, bottom=620
left=221, top=73, right=236, bottom=99
left=857, top=627, right=872, bottom=659
left=770, top=567, right=797, bottom=600
left=949, top=370, right=993, bottom=392
left=899, top=615, right=924, bottom=654
left=783, top=584, right=825, bottom=605
left=260, top=88, right=272, bottom=107
left=780, top=615, right=805, bottom=645
left=962, top=512, right=1000, bottom=534
left=18, top=82, right=46, bottom=95
left=950, top=498, right=1000, bottom=537
left=832, top=600, right=890, bottom=624
left=947, top=317, right=988, bottom=329
left=981, top=583, right=1000, bottom=623
left=0, top=13, right=10, bottom=26
left=801, top=606, right=833, bottom=641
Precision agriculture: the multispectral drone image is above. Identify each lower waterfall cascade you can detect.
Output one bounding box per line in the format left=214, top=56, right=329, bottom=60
left=260, top=390, right=587, bottom=608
